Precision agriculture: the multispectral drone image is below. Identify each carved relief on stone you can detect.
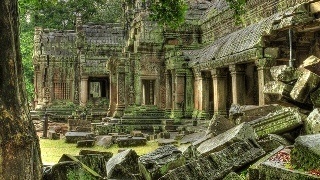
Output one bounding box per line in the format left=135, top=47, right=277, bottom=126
left=118, top=73, right=125, bottom=104
left=141, top=61, right=160, bottom=75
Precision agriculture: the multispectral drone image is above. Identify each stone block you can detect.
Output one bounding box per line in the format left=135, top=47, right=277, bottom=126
left=130, top=130, right=144, bottom=137
left=257, top=134, right=291, bottom=153
left=263, top=81, right=293, bottom=100
left=159, top=140, right=265, bottom=180
left=207, top=114, right=235, bottom=136
left=96, top=135, right=113, bottom=148
left=223, top=172, right=243, bottom=180
left=179, top=144, right=200, bottom=163
left=117, top=137, right=147, bottom=148
left=106, top=149, right=140, bottom=179
left=180, top=131, right=206, bottom=144
left=270, top=65, right=299, bottom=83
left=158, top=139, right=177, bottom=146
left=304, top=108, right=320, bottom=134
left=249, top=107, right=304, bottom=138
left=76, top=154, right=111, bottom=177
left=290, top=69, right=320, bottom=103
left=48, top=130, right=60, bottom=140
left=197, top=123, right=257, bottom=156
left=76, top=140, right=95, bottom=148
left=138, top=145, right=185, bottom=180
left=311, top=88, right=320, bottom=108
left=291, top=134, right=320, bottom=171
left=301, top=55, right=320, bottom=76
left=65, top=132, right=94, bottom=143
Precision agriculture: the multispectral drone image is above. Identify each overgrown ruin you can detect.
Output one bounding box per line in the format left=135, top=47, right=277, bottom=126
left=35, top=0, right=320, bottom=179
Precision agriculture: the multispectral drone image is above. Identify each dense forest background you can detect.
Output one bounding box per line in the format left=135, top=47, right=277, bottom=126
left=18, top=0, right=123, bottom=101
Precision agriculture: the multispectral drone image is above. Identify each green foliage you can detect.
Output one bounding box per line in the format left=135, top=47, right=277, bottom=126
left=149, top=0, right=188, bottom=29
left=225, top=0, right=247, bottom=24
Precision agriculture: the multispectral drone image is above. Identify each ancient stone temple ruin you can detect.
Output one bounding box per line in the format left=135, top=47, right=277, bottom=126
left=32, top=0, right=320, bottom=123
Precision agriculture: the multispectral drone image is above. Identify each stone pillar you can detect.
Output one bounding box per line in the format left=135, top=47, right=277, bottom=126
left=80, top=76, right=88, bottom=106
left=229, top=64, right=245, bottom=105
left=192, top=69, right=201, bottom=118
left=185, top=69, right=194, bottom=118
left=255, top=58, right=275, bottom=106
left=165, top=71, right=172, bottom=112
left=170, top=70, right=185, bottom=119
left=113, top=64, right=126, bottom=118
left=108, top=65, right=117, bottom=116
left=211, top=68, right=227, bottom=115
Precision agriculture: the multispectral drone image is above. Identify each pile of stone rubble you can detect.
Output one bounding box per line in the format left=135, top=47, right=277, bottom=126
left=43, top=56, right=320, bottom=179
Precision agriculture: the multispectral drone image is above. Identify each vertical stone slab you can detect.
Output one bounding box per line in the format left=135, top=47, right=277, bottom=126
left=211, top=68, right=227, bottom=115
left=229, top=64, right=245, bottom=105
left=185, top=70, right=194, bottom=118
left=165, top=71, right=172, bottom=113
left=80, top=76, right=88, bottom=106
left=192, top=68, right=201, bottom=118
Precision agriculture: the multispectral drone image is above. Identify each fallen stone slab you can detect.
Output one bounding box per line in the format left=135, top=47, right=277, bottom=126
left=139, top=145, right=185, bottom=180
left=300, top=55, right=320, bottom=76
left=207, top=114, right=235, bottom=136
left=179, top=144, right=200, bottom=163
left=235, top=104, right=283, bottom=124
left=249, top=107, right=304, bottom=138
left=257, top=134, right=291, bottom=153
left=290, top=68, right=320, bottom=103
left=106, top=149, right=140, bottom=179
left=159, top=140, right=265, bottom=180
left=157, top=139, right=177, bottom=146
left=180, top=131, right=206, bottom=144
left=311, top=88, right=320, bottom=108
left=304, top=108, right=320, bottom=134
left=65, top=131, right=94, bottom=143
left=48, top=130, right=60, bottom=140
left=222, top=172, right=243, bottom=180
left=270, top=65, right=300, bottom=83
left=291, top=134, right=320, bottom=171
left=197, top=123, right=257, bottom=156
left=79, top=149, right=113, bottom=157
left=76, top=153, right=112, bottom=177
left=58, top=154, right=102, bottom=179
left=117, top=137, right=147, bottom=147
left=76, top=140, right=95, bottom=148
left=191, top=132, right=212, bottom=147
left=96, top=135, right=113, bottom=148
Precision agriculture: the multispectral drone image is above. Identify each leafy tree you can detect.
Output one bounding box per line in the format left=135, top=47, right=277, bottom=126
left=149, top=0, right=188, bottom=29
left=0, top=0, right=42, bottom=179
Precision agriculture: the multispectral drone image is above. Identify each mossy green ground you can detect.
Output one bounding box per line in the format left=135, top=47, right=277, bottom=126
left=40, top=138, right=159, bottom=164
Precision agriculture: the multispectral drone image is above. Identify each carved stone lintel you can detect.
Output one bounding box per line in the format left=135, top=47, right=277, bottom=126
left=211, top=68, right=227, bottom=78
left=229, top=64, right=245, bottom=73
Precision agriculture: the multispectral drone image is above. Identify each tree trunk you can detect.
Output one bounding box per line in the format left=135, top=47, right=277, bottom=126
left=0, top=1, right=42, bottom=179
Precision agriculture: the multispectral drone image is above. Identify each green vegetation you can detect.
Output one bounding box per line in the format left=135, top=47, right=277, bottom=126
left=40, top=138, right=159, bottom=164
left=225, top=0, right=247, bottom=24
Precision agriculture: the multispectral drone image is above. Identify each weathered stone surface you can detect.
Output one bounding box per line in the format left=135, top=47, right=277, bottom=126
left=106, top=149, right=139, bottom=179
left=179, top=144, right=200, bottom=163
left=191, top=132, right=213, bottom=147
left=117, top=137, right=147, bottom=147
left=257, top=134, right=291, bottom=153
left=311, top=88, right=320, bottom=108
left=48, top=130, right=60, bottom=140
left=249, top=107, right=304, bottom=138
left=304, top=108, right=320, bottom=134
left=235, top=104, right=283, bottom=124
left=222, top=172, right=243, bottom=180
left=58, top=154, right=102, bottom=179
left=160, top=140, right=265, bottom=180
left=76, top=154, right=111, bottom=177
left=270, top=65, right=299, bottom=83
left=197, top=123, right=257, bottom=156
left=139, top=145, right=185, bottom=180
left=300, top=55, right=320, bottom=76
left=79, top=149, right=113, bottom=157
left=263, top=81, right=293, bottom=100
left=158, top=139, right=177, bottom=146
left=96, top=135, right=113, bottom=148
left=76, top=140, right=95, bottom=148
left=207, top=114, right=235, bottom=136
left=291, top=134, right=320, bottom=171
left=65, top=131, right=94, bottom=143
left=180, top=131, right=206, bottom=144
left=290, top=69, right=320, bottom=103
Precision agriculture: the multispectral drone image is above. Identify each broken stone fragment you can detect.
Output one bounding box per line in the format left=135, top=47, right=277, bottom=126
left=180, top=131, right=206, bottom=144
left=179, top=144, right=200, bottom=163
left=310, top=88, right=320, bottom=108
left=106, top=149, right=140, bottom=179
left=96, top=135, right=113, bottom=148
left=76, top=154, right=112, bottom=177
left=138, top=145, right=186, bottom=180
left=197, top=123, right=258, bottom=156
left=290, top=68, right=320, bottom=103
left=263, top=81, right=293, bottom=100
left=300, top=55, right=320, bottom=76
left=249, top=107, right=304, bottom=138
left=117, top=137, right=147, bottom=148
left=76, top=140, right=95, bottom=148
left=207, top=114, right=235, bottom=136
left=257, top=134, right=291, bottom=153
left=222, top=172, right=243, bottom=180
left=291, top=134, right=320, bottom=171
left=270, top=65, right=299, bottom=83
left=304, top=108, right=320, bottom=134
left=159, top=140, right=265, bottom=180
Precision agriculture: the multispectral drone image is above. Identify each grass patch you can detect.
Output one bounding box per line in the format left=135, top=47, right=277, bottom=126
left=40, top=138, right=159, bottom=164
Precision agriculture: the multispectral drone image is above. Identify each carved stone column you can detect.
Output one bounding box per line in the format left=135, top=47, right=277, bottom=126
left=80, top=76, right=88, bottom=106
left=113, top=63, right=126, bottom=118
left=255, top=58, right=275, bottom=106
left=108, top=64, right=117, bottom=116
left=211, top=68, right=227, bottom=115
left=192, top=69, right=201, bottom=118
left=170, top=70, right=185, bottom=119
left=229, top=64, right=245, bottom=105
left=185, top=69, right=194, bottom=118
left=165, top=71, right=172, bottom=113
